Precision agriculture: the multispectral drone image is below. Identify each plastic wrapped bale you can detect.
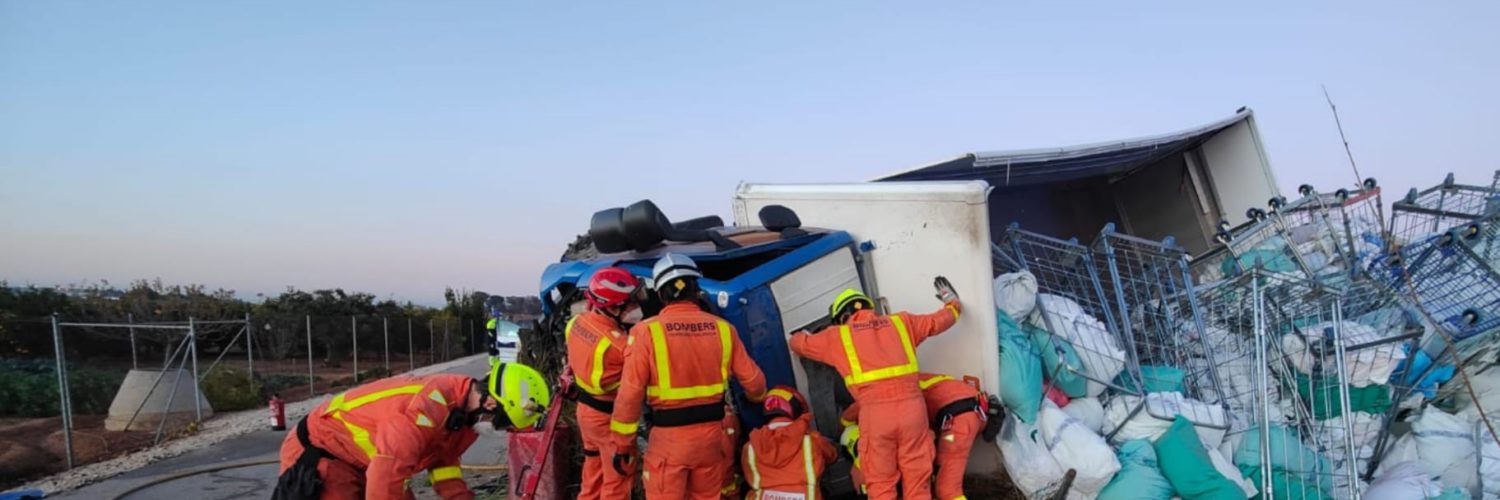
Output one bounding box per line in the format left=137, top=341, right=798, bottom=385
left=997, top=417, right=1067, bottom=498
left=995, top=271, right=1039, bottom=321
left=1038, top=403, right=1121, bottom=497
left=1033, top=293, right=1127, bottom=397
left=1061, top=398, right=1106, bottom=434
left=1410, top=406, right=1478, bottom=494
left=1104, top=393, right=1229, bottom=449
left=1364, top=461, right=1447, bottom=500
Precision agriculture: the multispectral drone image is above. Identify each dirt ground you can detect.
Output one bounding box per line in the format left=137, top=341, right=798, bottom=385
left=0, top=415, right=162, bottom=487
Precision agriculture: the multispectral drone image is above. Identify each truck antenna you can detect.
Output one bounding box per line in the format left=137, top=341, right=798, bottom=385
left=1321, top=85, right=1365, bottom=188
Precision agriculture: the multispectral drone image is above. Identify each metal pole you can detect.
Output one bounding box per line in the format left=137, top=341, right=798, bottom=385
left=188, top=318, right=202, bottom=423
left=245, top=312, right=254, bottom=383
left=306, top=315, right=315, bottom=396
left=128, top=313, right=138, bottom=370
left=351, top=316, right=359, bottom=383
left=383, top=316, right=390, bottom=372
left=429, top=318, right=435, bottom=366
left=443, top=318, right=450, bottom=362
left=407, top=317, right=414, bottom=372
left=51, top=314, right=74, bottom=469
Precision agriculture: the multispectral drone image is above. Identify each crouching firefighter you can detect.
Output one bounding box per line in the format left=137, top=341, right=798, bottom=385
left=272, top=362, right=552, bottom=500
left=842, top=373, right=996, bottom=500
left=742, top=386, right=837, bottom=500
left=610, top=253, right=769, bottom=500
left=568, top=266, right=643, bottom=500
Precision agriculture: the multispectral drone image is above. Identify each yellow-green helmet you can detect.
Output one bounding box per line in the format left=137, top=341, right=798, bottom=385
left=840, top=424, right=861, bottom=458
left=829, top=288, right=873, bottom=320
left=487, top=362, right=551, bottom=430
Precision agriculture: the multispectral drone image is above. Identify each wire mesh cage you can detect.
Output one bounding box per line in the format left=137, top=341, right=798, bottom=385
left=1193, top=270, right=1370, bottom=499
left=1389, top=172, right=1500, bottom=246
left=1001, top=225, right=1139, bottom=418
left=1092, top=224, right=1231, bottom=433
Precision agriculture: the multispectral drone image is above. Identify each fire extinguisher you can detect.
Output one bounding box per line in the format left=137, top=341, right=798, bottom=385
left=269, top=394, right=286, bottom=431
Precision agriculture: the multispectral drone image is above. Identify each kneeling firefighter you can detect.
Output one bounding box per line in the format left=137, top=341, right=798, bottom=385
left=610, top=253, right=769, bottom=500
left=742, top=386, right=837, bottom=499
left=841, top=373, right=995, bottom=500
left=273, top=362, right=551, bottom=500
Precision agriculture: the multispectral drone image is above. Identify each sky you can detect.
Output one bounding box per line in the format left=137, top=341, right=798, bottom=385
left=2, top=1, right=1496, bottom=304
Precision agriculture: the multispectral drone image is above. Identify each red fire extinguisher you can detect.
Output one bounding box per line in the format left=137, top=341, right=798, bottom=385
left=269, top=394, right=286, bottom=431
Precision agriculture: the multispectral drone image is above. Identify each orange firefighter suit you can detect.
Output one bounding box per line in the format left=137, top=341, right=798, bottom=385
left=277, top=374, right=481, bottom=500
left=742, top=411, right=837, bottom=499
left=842, top=373, right=984, bottom=500
left=789, top=302, right=960, bottom=500
left=610, top=302, right=768, bottom=500
left=565, top=310, right=634, bottom=500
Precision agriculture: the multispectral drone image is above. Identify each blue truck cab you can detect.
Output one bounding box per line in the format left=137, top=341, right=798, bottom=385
left=538, top=201, right=868, bottom=432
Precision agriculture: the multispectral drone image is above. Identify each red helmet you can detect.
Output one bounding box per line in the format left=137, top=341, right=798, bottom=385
left=586, top=267, right=640, bottom=309
left=763, top=386, right=808, bottom=420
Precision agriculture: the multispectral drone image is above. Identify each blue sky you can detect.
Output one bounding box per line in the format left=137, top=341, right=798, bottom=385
left=2, top=1, right=1496, bottom=303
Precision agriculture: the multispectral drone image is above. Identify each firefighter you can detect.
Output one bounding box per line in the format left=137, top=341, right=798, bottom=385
left=272, top=362, right=551, bottom=500
left=610, top=253, right=769, bottom=500
left=841, top=373, right=988, bottom=500
left=485, top=317, right=499, bottom=366
left=840, top=425, right=867, bottom=496
left=567, top=266, right=643, bottom=500
left=741, top=386, right=837, bottom=500
left=788, top=278, right=962, bottom=500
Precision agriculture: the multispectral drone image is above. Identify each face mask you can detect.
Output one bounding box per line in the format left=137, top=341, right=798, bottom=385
left=621, top=306, right=643, bottom=326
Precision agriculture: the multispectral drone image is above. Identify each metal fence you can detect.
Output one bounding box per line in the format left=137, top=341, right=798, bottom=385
left=0, top=314, right=488, bottom=477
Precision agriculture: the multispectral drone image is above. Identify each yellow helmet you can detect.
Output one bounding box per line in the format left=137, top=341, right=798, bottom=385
left=829, top=289, right=872, bottom=320
left=840, top=425, right=861, bottom=459
left=487, top=362, right=551, bottom=430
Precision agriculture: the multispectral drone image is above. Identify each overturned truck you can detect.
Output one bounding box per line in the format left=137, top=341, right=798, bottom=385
left=532, top=182, right=1006, bottom=480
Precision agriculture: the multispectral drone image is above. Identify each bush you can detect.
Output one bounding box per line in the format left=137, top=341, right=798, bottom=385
left=0, top=358, right=125, bottom=417
left=261, top=373, right=304, bottom=397
left=201, top=367, right=264, bottom=411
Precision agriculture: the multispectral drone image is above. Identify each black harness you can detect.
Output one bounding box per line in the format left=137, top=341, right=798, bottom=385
left=271, top=417, right=332, bottom=500
left=650, top=402, right=725, bottom=427
left=934, top=397, right=984, bottom=430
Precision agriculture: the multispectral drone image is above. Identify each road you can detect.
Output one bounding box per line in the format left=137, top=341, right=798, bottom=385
left=56, top=355, right=509, bottom=500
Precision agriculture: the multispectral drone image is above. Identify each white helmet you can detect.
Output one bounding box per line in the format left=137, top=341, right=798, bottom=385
left=652, top=253, right=702, bottom=295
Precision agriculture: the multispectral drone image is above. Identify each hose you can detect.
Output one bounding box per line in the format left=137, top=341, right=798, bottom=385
left=105, top=460, right=509, bottom=500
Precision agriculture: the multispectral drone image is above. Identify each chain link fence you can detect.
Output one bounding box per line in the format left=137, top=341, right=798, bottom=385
left=0, top=314, right=485, bottom=486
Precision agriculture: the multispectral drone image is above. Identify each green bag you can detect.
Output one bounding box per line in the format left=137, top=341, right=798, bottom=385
left=1099, top=440, right=1173, bottom=500
left=1154, top=416, right=1246, bottom=500
left=1026, top=322, right=1088, bottom=397
left=998, top=310, right=1044, bottom=423
left=1287, top=373, right=1392, bottom=420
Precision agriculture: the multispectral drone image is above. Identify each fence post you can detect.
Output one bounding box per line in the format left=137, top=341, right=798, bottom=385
left=306, top=315, right=315, bottom=397
left=407, top=317, right=414, bottom=372
left=429, top=318, right=435, bottom=366
left=443, top=318, right=450, bottom=362
left=351, top=316, right=359, bottom=383
left=189, top=317, right=203, bottom=423
left=127, top=313, right=138, bottom=370
left=383, top=316, right=390, bottom=373
left=51, top=314, right=74, bottom=469
left=245, top=312, right=254, bottom=383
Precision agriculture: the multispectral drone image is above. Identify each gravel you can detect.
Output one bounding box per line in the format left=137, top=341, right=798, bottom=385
left=20, top=354, right=488, bottom=496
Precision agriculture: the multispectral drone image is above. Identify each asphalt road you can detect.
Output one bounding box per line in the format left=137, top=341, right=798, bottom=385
left=56, top=355, right=509, bottom=500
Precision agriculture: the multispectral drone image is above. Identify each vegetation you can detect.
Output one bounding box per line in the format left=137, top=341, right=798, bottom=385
left=0, top=358, right=125, bottom=417
left=0, top=279, right=543, bottom=417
